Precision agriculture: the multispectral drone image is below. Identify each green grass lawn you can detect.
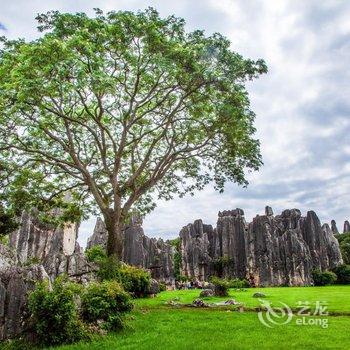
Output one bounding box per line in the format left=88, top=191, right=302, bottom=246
left=53, top=309, right=350, bottom=350
left=135, top=285, right=350, bottom=313
left=51, top=286, right=350, bottom=350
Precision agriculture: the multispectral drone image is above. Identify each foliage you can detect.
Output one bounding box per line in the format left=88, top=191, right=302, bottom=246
left=212, top=257, right=234, bottom=277
left=332, top=264, right=350, bottom=284
left=28, top=276, right=87, bottom=346
left=96, top=255, right=121, bottom=281
left=117, top=264, right=151, bottom=297
left=158, top=282, right=167, bottom=292
left=81, top=280, right=133, bottom=331
left=169, top=238, right=181, bottom=280
left=85, top=245, right=107, bottom=263
left=0, top=204, right=18, bottom=238
left=210, top=276, right=230, bottom=296
left=94, top=254, right=151, bottom=297
left=311, top=269, right=337, bottom=286
left=335, top=233, right=350, bottom=264
left=228, top=278, right=250, bottom=289
left=0, top=8, right=266, bottom=256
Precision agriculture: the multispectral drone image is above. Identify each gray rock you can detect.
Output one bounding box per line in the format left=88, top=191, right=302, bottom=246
left=146, top=279, right=159, bottom=295
left=0, top=264, right=50, bottom=340
left=265, top=206, right=274, bottom=216
left=192, top=298, right=208, bottom=307
left=331, top=220, right=339, bottom=234
left=344, top=220, right=350, bottom=233
left=253, top=292, right=266, bottom=298
left=86, top=218, right=108, bottom=250
left=179, top=208, right=343, bottom=287
left=87, top=216, right=175, bottom=285
left=199, top=289, right=214, bottom=297
left=0, top=244, right=16, bottom=269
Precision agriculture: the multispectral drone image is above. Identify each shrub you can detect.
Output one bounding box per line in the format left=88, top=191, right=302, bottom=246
left=169, top=238, right=181, bottom=281
left=159, top=282, right=167, bottom=292
left=28, top=276, right=86, bottom=346
left=210, top=276, right=230, bottom=296
left=96, top=255, right=121, bottom=281
left=332, top=264, right=350, bottom=284
left=311, top=269, right=337, bottom=286
left=228, top=278, right=250, bottom=289
left=81, top=280, right=133, bottom=331
left=118, top=264, right=151, bottom=297
left=85, top=245, right=107, bottom=263
left=91, top=251, right=151, bottom=297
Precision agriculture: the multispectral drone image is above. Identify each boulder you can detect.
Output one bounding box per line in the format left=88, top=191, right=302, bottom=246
left=199, top=289, right=214, bottom=297
left=253, top=292, right=266, bottom=298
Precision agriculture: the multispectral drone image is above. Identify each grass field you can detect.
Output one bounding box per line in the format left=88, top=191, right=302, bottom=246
left=51, top=285, right=350, bottom=350
left=135, top=285, right=350, bottom=313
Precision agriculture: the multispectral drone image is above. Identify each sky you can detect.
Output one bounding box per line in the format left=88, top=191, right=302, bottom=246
left=1, top=0, right=349, bottom=246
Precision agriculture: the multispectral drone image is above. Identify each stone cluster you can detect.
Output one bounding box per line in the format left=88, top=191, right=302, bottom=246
left=87, top=215, right=175, bottom=284
left=0, top=205, right=347, bottom=340
left=9, top=211, right=95, bottom=283
left=180, top=207, right=343, bottom=286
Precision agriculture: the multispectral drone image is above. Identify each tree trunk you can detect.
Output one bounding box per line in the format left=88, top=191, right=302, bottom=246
left=104, top=212, right=124, bottom=258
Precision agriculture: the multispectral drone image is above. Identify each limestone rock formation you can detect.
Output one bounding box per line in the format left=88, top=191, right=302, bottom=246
left=0, top=243, right=16, bottom=269
left=331, top=220, right=339, bottom=234
left=87, top=216, right=175, bottom=284
left=86, top=217, right=108, bottom=250
left=179, top=219, right=214, bottom=281
left=0, top=264, right=50, bottom=340
left=8, top=211, right=94, bottom=282
left=343, top=220, right=350, bottom=233
left=180, top=208, right=343, bottom=286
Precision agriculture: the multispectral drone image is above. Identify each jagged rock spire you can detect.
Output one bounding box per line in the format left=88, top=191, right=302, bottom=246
left=331, top=220, right=339, bottom=234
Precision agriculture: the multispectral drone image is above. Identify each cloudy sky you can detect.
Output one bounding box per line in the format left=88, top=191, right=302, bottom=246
left=1, top=0, right=349, bottom=245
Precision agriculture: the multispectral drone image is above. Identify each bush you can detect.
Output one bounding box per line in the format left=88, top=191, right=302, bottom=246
left=159, top=282, right=167, bottom=292
left=332, top=264, right=350, bottom=284
left=228, top=278, right=250, bottom=289
left=210, top=276, right=230, bottom=296
left=91, top=250, right=151, bottom=297
left=28, top=276, right=87, bottom=346
left=96, top=255, right=121, bottom=281
left=85, top=245, right=107, bottom=263
left=311, top=269, right=337, bottom=286
left=118, top=264, right=151, bottom=297
left=81, top=280, right=133, bottom=330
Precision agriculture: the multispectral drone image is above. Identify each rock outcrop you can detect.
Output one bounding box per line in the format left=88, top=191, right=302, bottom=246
left=331, top=220, right=339, bottom=234
left=0, top=262, right=50, bottom=340
left=179, top=208, right=343, bottom=286
left=87, top=216, right=175, bottom=284
left=343, top=220, right=350, bottom=233
left=8, top=211, right=94, bottom=282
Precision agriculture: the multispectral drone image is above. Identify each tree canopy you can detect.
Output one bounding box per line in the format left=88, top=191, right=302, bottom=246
left=0, top=8, right=267, bottom=255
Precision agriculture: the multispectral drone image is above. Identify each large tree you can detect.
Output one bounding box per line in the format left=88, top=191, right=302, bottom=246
left=0, top=8, right=267, bottom=256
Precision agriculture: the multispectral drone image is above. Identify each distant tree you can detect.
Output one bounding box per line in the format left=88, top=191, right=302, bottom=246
left=335, top=233, right=350, bottom=264
left=0, top=9, right=267, bottom=256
